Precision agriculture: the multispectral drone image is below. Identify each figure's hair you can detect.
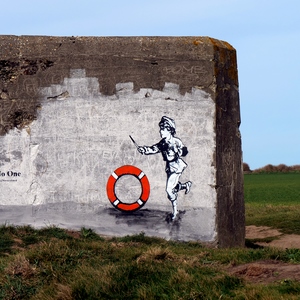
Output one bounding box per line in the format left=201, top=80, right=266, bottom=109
left=159, top=116, right=176, bottom=135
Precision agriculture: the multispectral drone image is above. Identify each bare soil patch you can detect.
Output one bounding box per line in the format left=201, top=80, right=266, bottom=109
left=227, top=226, right=300, bottom=283
left=246, top=225, right=300, bottom=249
left=228, top=260, right=300, bottom=283
left=246, top=225, right=282, bottom=240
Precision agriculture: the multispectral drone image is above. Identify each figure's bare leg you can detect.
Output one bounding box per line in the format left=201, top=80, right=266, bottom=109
left=171, top=200, right=178, bottom=220
left=166, top=173, right=180, bottom=200
left=166, top=173, right=181, bottom=219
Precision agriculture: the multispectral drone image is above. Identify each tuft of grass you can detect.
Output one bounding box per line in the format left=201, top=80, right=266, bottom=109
left=136, top=246, right=175, bottom=263
left=80, top=227, right=104, bottom=241
left=117, top=231, right=166, bottom=245
left=5, top=254, right=37, bottom=279
left=280, top=248, right=300, bottom=263
left=37, top=225, right=72, bottom=240
left=0, top=234, right=14, bottom=255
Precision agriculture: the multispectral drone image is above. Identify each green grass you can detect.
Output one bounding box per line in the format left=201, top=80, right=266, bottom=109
left=0, top=173, right=300, bottom=299
left=245, top=173, right=300, bottom=234
left=0, top=226, right=300, bottom=299
left=244, top=173, right=300, bottom=205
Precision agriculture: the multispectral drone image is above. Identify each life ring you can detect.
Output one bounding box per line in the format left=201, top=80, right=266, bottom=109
left=106, top=165, right=150, bottom=212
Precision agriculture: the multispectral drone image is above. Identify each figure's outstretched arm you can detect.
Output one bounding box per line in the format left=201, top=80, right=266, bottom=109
left=138, top=144, right=160, bottom=155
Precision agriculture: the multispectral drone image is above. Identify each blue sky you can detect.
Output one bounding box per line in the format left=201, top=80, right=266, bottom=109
left=2, top=0, right=299, bottom=170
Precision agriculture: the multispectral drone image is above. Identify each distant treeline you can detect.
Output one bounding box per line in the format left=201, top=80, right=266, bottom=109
left=243, top=163, right=300, bottom=174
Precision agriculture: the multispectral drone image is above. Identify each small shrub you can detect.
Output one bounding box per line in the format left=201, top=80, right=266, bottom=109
left=253, top=164, right=299, bottom=173
left=243, top=162, right=251, bottom=173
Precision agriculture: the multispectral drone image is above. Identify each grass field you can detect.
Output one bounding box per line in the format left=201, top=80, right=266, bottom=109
left=245, top=173, right=300, bottom=234
left=0, top=173, right=300, bottom=299
left=1, top=225, right=300, bottom=300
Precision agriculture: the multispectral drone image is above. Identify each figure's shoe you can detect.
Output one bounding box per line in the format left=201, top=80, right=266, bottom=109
left=185, top=181, right=192, bottom=194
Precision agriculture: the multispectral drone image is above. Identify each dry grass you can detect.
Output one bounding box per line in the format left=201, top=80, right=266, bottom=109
left=136, top=246, right=175, bottom=263
left=5, top=254, right=37, bottom=279
left=1, top=214, right=300, bottom=299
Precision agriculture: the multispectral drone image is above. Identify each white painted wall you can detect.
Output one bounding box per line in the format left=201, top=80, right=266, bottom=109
left=0, top=69, right=217, bottom=240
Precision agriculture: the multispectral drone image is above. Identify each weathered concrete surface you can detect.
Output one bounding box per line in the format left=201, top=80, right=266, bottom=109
left=0, top=36, right=244, bottom=247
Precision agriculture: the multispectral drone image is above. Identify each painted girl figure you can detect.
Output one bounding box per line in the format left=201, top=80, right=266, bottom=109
left=138, top=116, right=192, bottom=220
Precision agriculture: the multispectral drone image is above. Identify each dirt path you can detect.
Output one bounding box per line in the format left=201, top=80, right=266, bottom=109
left=226, top=226, right=300, bottom=283
left=227, top=226, right=300, bottom=283
left=227, top=260, right=300, bottom=283
left=246, top=225, right=300, bottom=249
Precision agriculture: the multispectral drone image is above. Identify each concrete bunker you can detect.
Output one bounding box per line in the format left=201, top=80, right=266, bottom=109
left=0, top=36, right=244, bottom=247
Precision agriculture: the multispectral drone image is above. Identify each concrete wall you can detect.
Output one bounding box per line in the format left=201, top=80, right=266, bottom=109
left=0, top=36, right=244, bottom=247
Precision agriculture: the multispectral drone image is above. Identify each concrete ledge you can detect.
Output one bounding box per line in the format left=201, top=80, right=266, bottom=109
left=0, top=203, right=216, bottom=242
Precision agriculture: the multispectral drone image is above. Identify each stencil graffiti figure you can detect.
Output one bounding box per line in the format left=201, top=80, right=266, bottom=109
left=137, top=116, right=192, bottom=220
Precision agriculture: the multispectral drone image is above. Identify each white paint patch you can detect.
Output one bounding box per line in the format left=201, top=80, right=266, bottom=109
left=0, top=69, right=217, bottom=240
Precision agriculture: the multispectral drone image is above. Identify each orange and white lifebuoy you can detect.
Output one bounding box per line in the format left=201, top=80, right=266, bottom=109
left=106, top=165, right=150, bottom=212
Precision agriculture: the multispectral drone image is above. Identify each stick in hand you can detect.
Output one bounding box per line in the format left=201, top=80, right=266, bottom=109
left=129, top=135, right=139, bottom=149
left=129, top=135, right=145, bottom=154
